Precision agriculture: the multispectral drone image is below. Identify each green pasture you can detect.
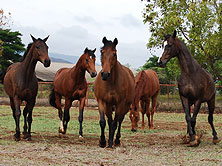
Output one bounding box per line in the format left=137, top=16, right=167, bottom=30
left=0, top=105, right=222, bottom=165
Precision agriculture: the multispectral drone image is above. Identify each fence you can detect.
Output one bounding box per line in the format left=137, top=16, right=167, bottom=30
left=1, top=82, right=222, bottom=112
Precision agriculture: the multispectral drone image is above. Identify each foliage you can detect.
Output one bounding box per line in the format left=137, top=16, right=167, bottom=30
left=142, top=0, right=222, bottom=81
left=0, top=8, right=12, bottom=28
left=0, top=29, right=25, bottom=70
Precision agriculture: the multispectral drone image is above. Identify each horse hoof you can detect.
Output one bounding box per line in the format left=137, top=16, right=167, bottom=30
left=27, top=137, right=32, bottom=141
left=149, top=126, right=154, bottom=130
left=78, top=135, right=84, bottom=142
left=14, top=134, right=21, bottom=141
left=188, top=136, right=200, bottom=147
left=99, top=139, right=106, bottom=148
left=213, top=138, right=221, bottom=144
left=182, top=134, right=190, bottom=144
left=114, top=139, right=120, bottom=146
left=141, top=126, right=145, bottom=130
left=58, top=127, right=66, bottom=134
left=131, top=129, right=137, bottom=132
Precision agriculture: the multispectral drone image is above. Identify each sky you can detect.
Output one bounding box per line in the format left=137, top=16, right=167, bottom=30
left=1, top=0, right=161, bottom=68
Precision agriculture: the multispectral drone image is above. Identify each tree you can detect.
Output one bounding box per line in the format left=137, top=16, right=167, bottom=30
left=0, top=29, right=25, bottom=70
left=0, top=9, right=12, bottom=28
left=142, top=0, right=222, bottom=81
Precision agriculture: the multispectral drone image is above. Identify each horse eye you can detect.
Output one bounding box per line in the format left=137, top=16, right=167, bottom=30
left=85, top=59, right=89, bottom=63
left=113, top=53, right=116, bottom=57
left=36, top=46, right=40, bottom=49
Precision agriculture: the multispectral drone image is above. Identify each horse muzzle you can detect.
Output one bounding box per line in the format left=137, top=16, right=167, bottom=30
left=90, top=72, right=97, bottom=78
left=158, top=61, right=166, bottom=68
left=43, top=59, right=51, bottom=67
left=101, top=72, right=110, bottom=81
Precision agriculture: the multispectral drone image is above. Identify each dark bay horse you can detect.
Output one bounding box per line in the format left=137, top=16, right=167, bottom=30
left=94, top=37, right=135, bottom=148
left=129, top=70, right=160, bottom=131
left=49, top=48, right=97, bottom=139
left=158, top=30, right=220, bottom=146
left=3, top=35, right=51, bottom=141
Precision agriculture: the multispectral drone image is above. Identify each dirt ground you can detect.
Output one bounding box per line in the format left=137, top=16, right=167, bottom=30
left=0, top=106, right=222, bottom=166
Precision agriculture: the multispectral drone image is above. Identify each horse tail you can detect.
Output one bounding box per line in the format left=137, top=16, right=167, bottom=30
left=49, top=88, right=57, bottom=108
left=0, top=70, right=6, bottom=84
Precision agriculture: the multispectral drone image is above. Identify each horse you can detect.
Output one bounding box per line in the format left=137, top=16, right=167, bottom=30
left=2, top=35, right=51, bottom=141
left=158, top=30, right=220, bottom=146
left=94, top=37, right=135, bottom=148
left=49, top=47, right=97, bottom=139
left=129, top=70, right=160, bottom=132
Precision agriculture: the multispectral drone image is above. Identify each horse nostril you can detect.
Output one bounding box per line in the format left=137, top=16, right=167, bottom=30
left=101, top=72, right=110, bottom=80
left=44, top=59, right=51, bottom=67
left=91, top=72, right=97, bottom=78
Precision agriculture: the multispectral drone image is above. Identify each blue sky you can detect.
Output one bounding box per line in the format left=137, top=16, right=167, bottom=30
left=1, top=0, right=162, bottom=68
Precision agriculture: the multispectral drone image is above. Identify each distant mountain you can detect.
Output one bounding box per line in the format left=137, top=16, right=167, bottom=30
left=49, top=52, right=100, bottom=66
left=49, top=52, right=79, bottom=64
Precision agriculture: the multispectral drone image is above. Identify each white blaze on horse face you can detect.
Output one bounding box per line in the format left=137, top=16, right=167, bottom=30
left=158, top=41, right=168, bottom=63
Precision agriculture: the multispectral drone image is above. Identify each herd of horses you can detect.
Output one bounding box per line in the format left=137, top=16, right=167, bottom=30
left=1, top=30, right=220, bottom=148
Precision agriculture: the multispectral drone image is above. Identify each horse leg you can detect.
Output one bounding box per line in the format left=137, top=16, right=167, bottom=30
left=189, top=100, right=201, bottom=146
left=78, top=97, right=85, bottom=139
left=98, top=101, right=106, bottom=148
left=13, top=96, right=22, bottom=141
left=180, top=96, right=194, bottom=144
left=145, top=98, right=151, bottom=129
left=22, top=105, right=29, bottom=138
left=63, top=98, right=72, bottom=134
left=55, top=94, right=64, bottom=134
left=207, top=95, right=220, bottom=144
left=140, top=100, right=145, bottom=129
left=108, top=113, right=117, bottom=148
left=114, top=115, right=124, bottom=146
left=150, top=95, right=158, bottom=129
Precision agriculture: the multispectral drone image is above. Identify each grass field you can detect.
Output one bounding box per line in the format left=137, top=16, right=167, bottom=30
left=0, top=105, right=222, bottom=166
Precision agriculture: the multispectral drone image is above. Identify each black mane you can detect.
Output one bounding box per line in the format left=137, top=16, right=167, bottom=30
left=19, top=43, right=33, bottom=62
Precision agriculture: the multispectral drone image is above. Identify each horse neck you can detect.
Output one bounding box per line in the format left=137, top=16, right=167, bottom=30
left=21, top=46, right=37, bottom=81
left=71, top=58, right=86, bottom=82
left=132, top=76, right=145, bottom=109
left=177, top=42, right=199, bottom=74
left=109, top=61, right=119, bottom=84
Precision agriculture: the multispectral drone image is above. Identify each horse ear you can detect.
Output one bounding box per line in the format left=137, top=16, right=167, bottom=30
left=173, top=30, right=177, bottom=38
left=30, top=34, right=37, bottom=42
left=102, top=37, right=108, bottom=44
left=84, top=47, right=88, bottom=53
left=93, top=48, right=96, bottom=53
left=43, top=35, right=49, bottom=42
left=113, top=38, right=118, bottom=46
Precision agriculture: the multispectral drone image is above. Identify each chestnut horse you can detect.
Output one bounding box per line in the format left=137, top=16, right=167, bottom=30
left=49, top=48, right=97, bottom=139
left=94, top=37, right=135, bottom=148
left=129, top=70, right=160, bottom=131
left=158, top=30, right=220, bottom=146
left=3, top=35, right=51, bottom=141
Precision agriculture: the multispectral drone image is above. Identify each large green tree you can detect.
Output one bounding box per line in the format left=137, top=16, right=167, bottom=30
left=0, top=29, right=25, bottom=70
left=142, top=0, right=222, bottom=80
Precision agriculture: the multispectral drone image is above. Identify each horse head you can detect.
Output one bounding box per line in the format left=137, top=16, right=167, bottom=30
left=30, top=35, right=51, bottom=67
left=100, top=37, right=118, bottom=80
left=82, top=47, right=97, bottom=78
left=129, top=106, right=140, bottom=132
left=158, top=30, right=180, bottom=67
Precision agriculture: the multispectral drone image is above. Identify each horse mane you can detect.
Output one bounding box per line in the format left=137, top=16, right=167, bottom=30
left=19, top=43, right=33, bottom=62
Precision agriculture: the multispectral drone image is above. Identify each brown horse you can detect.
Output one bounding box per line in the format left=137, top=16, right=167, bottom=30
left=158, top=30, right=220, bottom=146
left=129, top=70, right=160, bottom=131
left=49, top=47, right=97, bottom=139
left=94, top=37, right=135, bottom=148
left=3, top=35, right=50, bottom=141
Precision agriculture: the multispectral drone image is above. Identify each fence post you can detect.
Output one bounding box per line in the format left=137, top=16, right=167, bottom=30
left=167, top=86, right=169, bottom=106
